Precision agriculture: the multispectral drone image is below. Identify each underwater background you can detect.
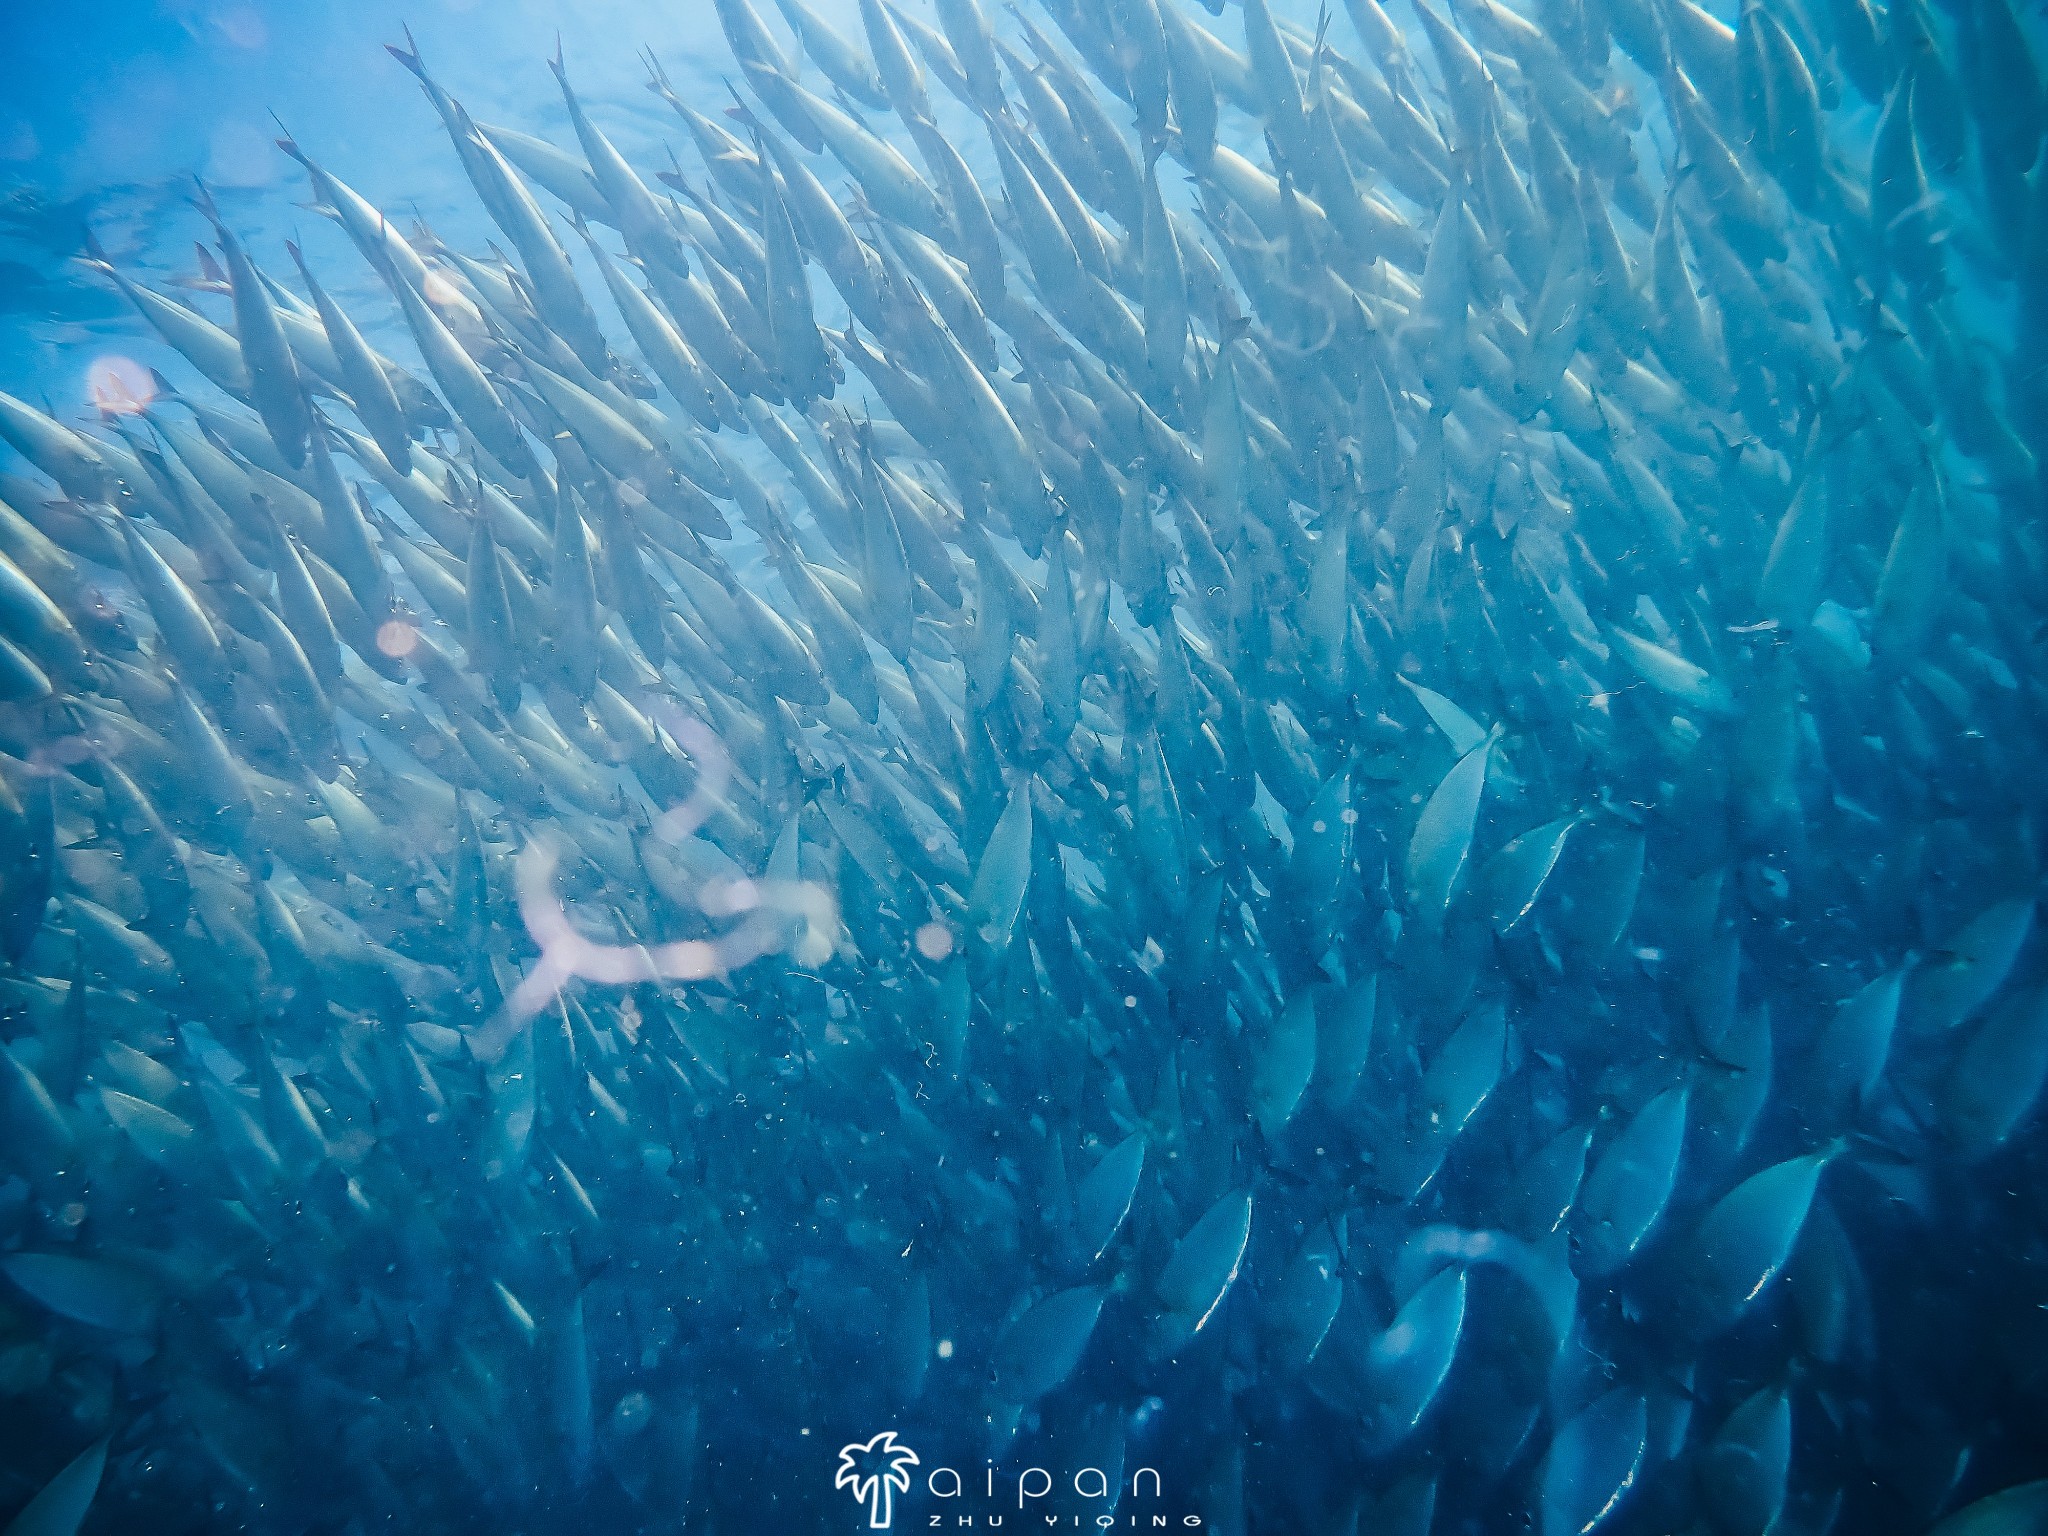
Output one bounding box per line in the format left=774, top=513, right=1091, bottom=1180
left=1, top=0, right=2046, bottom=1532
left=0, top=0, right=746, bottom=395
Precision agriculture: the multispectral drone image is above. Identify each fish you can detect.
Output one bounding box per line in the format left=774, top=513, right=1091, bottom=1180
left=0, top=0, right=2044, bottom=1529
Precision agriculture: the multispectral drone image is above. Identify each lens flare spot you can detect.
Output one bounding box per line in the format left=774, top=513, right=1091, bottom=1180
left=375, top=619, right=419, bottom=658
left=914, top=922, right=954, bottom=961
left=86, top=355, right=153, bottom=415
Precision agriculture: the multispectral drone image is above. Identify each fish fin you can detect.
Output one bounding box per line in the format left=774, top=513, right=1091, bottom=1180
left=78, top=226, right=113, bottom=272
left=188, top=174, right=221, bottom=226
left=385, top=23, right=426, bottom=75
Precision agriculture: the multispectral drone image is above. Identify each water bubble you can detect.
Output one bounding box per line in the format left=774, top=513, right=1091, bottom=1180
left=915, top=922, right=954, bottom=961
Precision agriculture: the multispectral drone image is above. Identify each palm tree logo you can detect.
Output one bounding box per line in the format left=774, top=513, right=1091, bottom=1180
left=835, top=1431, right=920, bottom=1529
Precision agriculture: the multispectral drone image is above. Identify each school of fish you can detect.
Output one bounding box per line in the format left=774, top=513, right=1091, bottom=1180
left=0, top=0, right=2045, bottom=1529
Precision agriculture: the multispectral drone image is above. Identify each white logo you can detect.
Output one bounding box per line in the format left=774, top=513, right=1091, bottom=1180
left=836, top=1431, right=921, bottom=1529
